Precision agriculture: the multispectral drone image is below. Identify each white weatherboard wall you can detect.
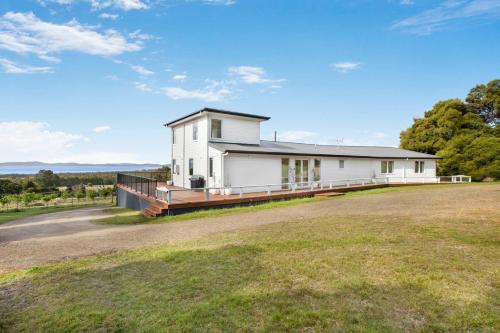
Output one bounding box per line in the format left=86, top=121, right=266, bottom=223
left=208, top=114, right=260, bottom=145
left=220, top=154, right=439, bottom=192
left=171, top=115, right=209, bottom=188
left=170, top=112, right=263, bottom=189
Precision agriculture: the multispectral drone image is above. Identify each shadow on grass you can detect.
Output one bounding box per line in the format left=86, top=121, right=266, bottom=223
left=1, top=243, right=497, bottom=332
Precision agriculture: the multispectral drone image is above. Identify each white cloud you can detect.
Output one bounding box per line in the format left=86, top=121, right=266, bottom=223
left=400, top=0, right=414, bottom=5
left=172, top=74, right=187, bottom=81
left=0, top=12, right=141, bottom=58
left=99, top=13, right=119, bottom=20
left=91, top=0, right=149, bottom=11
left=130, top=64, right=154, bottom=75
left=38, top=55, right=61, bottom=63
left=134, top=82, right=153, bottom=92
left=201, top=0, right=236, bottom=5
left=228, top=66, right=284, bottom=84
left=0, top=57, right=52, bottom=74
left=391, top=0, right=500, bottom=35
left=279, top=130, right=318, bottom=141
left=93, top=125, right=111, bottom=133
left=162, top=80, right=232, bottom=102
left=0, top=122, right=84, bottom=162
left=129, top=29, right=155, bottom=40
left=331, top=62, right=362, bottom=73
left=0, top=121, right=146, bottom=163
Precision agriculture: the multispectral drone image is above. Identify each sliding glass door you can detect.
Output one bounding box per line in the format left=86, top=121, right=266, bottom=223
left=295, top=159, right=309, bottom=185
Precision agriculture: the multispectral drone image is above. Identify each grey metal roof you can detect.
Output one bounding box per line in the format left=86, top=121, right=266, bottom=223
left=209, top=140, right=441, bottom=159
left=165, top=107, right=270, bottom=127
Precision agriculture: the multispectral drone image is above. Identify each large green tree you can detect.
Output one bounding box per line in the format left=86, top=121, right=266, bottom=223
left=465, top=79, right=500, bottom=126
left=400, top=80, right=499, bottom=180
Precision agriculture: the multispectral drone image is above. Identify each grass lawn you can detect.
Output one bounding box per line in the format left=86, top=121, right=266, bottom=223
left=0, top=203, right=112, bottom=225
left=0, top=184, right=498, bottom=332
left=95, top=183, right=488, bottom=226
left=95, top=196, right=324, bottom=225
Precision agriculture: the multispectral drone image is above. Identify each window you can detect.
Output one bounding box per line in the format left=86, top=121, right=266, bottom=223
left=381, top=160, right=394, bottom=174
left=339, top=160, right=344, bottom=169
left=314, top=159, right=321, bottom=181
left=172, top=159, right=176, bottom=175
left=209, top=158, right=214, bottom=177
left=211, top=119, right=222, bottom=139
left=192, top=122, right=198, bottom=141
left=415, top=161, right=424, bottom=173
left=189, top=158, right=194, bottom=176
left=172, top=128, right=176, bottom=144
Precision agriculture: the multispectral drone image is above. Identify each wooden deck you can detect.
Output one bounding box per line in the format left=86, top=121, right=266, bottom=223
left=117, top=182, right=393, bottom=216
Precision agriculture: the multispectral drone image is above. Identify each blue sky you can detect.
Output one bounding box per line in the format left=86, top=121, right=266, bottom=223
left=0, top=0, right=499, bottom=164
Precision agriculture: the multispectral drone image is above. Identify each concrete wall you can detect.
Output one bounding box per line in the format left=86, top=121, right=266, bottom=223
left=117, top=188, right=151, bottom=211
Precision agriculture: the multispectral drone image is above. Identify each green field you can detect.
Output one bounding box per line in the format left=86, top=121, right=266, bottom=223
left=0, top=184, right=498, bottom=332
left=0, top=202, right=112, bottom=224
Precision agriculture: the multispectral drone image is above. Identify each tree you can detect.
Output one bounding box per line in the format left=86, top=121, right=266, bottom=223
left=12, top=194, right=23, bottom=210
left=34, top=170, right=60, bottom=190
left=42, top=195, right=52, bottom=207
left=0, top=196, right=10, bottom=212
left=0, top=179, right=22, bottom=196
left=87, top=190, right=97, bottom=203
left=466, top=79, right=500, bottom=127
left=75, top=191, right=84, bottom=204
left=400, top=80, right=499, bottom=180
left=22, top=192, right=36, bottom=208
left=61, top=191, right=70, bottom=204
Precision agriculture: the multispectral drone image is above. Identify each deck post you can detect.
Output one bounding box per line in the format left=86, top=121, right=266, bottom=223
left=167, top=191, right=172, bottom=204
left=204, top=188, right=209, bottom=201
left=239, top=188, right=243, bottom=198
left=292, top=184, right=296, bottom=192
left=346, top=181, right=350, bottom=187
left=267, top=185, right=271, bottom=196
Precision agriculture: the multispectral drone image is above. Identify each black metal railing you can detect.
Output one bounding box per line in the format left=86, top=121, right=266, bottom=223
left=117, top=173, right=161, bottom=197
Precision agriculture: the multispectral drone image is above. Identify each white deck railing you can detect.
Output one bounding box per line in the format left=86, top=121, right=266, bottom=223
left=155, top=175, right=471, bottom=204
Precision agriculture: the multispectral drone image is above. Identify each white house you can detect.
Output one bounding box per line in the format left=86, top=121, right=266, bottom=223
left=166, top=108, right=440, bottom=193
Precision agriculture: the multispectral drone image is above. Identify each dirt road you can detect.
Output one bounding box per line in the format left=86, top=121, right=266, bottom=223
left=0, top=184, right=498, bottom=273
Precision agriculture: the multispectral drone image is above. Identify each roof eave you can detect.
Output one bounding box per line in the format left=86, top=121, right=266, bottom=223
left=221, top=149, right=442, bottom=159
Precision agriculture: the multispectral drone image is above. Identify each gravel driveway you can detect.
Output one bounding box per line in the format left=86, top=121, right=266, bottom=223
left=0, top=184, right=498, bottom=273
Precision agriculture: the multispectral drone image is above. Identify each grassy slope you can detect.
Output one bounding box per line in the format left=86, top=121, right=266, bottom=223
left=95, top=183, right=487, bottom=225
left=95, top=196, right=324, bottom=225
left=1, top=185, right=499, bottom=332
left=0, top=203, right=112, bottom=225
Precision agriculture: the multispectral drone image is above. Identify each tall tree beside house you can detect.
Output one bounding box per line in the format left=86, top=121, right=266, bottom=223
left=400, top=79, right=500, bottom=180
left=465, top=79, right=500, bottom=127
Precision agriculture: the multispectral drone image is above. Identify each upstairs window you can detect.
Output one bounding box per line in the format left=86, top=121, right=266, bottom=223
left=211, top=119, right=222, bottom=139
left=172, top=129, right=176, bottom=144
left=415, top=161, right=424, bottom=173
left=339, top=160, right=344, bottom=169
left=192, top=122, right=198, bottom=141
left=381, top=161, right=394, bottom=174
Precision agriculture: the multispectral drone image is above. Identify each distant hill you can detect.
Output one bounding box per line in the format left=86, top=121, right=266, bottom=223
left=0, top=162, right=166, bottom=175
